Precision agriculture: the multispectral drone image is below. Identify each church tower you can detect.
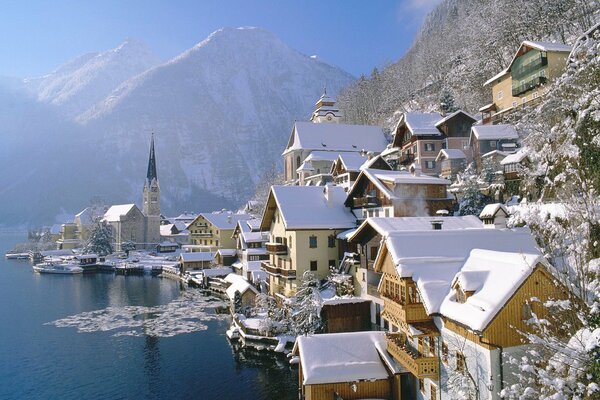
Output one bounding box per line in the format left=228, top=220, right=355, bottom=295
left=310, top=88, right=342, bottom=123
left=143, top=134, right=161, bottom=247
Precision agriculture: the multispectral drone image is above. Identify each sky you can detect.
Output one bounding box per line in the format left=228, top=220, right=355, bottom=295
left=0, top=0, right=441, bottom=78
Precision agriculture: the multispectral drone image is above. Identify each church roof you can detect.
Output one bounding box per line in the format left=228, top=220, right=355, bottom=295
left=147, top=134, right=157, bottom=183
left=104, top=204, right=138, bottom=222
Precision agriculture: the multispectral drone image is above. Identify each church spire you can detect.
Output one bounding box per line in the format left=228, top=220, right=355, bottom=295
left=146, top=133, right=157, bottom=183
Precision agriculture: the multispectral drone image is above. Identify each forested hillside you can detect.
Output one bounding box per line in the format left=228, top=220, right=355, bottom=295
left=338, top=0, right=599, bottom=129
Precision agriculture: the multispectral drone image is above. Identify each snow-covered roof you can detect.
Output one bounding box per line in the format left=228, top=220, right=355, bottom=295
left=75, top=254, right=97, bottom=259
left=436, top=148, right=466, bottom=161
left=480, top=203, right=509, bottom=219
left=439, top=249, right=545, bottom=331
left=294, top=331, right=401, bottom=385
left=296, top=161, right=315, bottom=173
left=381, top=228, right=540, bottom=320
left=200, top=266, right=232, bottom=277
left=283, top=121, right=387, bottom=155
left=180, top=252, right=214, bottom=262
left=75, top=206, right=106, bottom=225
left=304, top=150, right=357, bottom=163
left=263, top=185, right=357, bottom=230
left=217, top=249, right=237, bottom=257
left=351, top=216, right=483, bottom=241
left=158, top=241, right=178, bottom=247
left=434, top=110, right=476, bottom=127
left=200, top=211, right=252, bottom=230
left=104, top=204, right=137, bottom=222
left=225, top=274, right=258, bottom=299
left=337, top=152, right=370, bottom=172
left=402, top=112, right=443, bottom=136
left=523, top=40, right=572, bottom=53
left=484, top=69, right=510, bottom=86
left=470, top=124, right=519, bottom=142
left=500, top=148, right=528, bottom=165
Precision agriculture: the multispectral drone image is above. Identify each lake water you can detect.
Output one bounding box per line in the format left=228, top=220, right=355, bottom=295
left=0, top=234, right=298, bottom=400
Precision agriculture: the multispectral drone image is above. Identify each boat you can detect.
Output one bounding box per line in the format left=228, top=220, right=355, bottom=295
left=32, top=262, right=83, bottom=274
left=5, top=252, right=29, bottom=259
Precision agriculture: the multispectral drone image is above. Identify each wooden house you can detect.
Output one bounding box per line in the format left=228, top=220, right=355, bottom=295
left=188, top=211, right=252, bottom=252
left=469, top=124, right=519, bottom=170
left=294, top=331, right=402, bottom=400
left=330, top=153, right=391, bottom=191
left=179, top=251, right=213, bottom=273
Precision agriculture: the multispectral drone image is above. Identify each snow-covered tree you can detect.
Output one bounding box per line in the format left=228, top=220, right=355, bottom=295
left=439, top=88, right=459, bottom=115
left=121, top=241, right=136, bottom=257
left=233, top=290, right=243, bottom=314
left=502, top=23, right=600, bottom=399
left=291, top=271, right=323, bottom=336
left=453, top=163, right=491, bottom=216
left=83, top=218, right=113, bottom=256
left=327, top=268, right=355, bottom=297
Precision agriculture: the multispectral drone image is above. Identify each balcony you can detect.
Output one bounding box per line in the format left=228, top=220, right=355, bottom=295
left=386, top=333, right=439, bottom=379
left=398, top=152, right=415, bottom=166
left=511, top=56, right=547, bottom=80
left=512, top=75, right=547, bottom=97
left=261, top=261, right=296, bottom=279
left=382, top=296, right=430, bottom=325
left=353, top=196, right=381, bottom=208
left=195, top=232, right=213, bottom=238
left=265, top=242, right=288, bottom=255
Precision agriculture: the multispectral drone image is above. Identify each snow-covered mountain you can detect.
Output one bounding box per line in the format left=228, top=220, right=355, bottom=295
left=0, top=27, right=354, bottom=225
left=25, top=39, right=160, bottom=117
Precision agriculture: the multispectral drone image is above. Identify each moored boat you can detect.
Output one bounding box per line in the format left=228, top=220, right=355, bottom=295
left=32, top=262, right=83, bottom=274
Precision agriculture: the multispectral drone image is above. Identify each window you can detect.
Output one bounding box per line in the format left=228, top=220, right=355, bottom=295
left=328, top=259, right=336, bottom=268
left=489, top=140, right=497, bottom=148
left=249, top=255, right=259, bottom=261
left=462, top=140, right=468, bottom=149
left=362, top=272, right=365, bottom=282
left=419, top=378, right=425, bottom=393
left=512, top=101, right=518, bottom=107
left=533, top=92, right=539, bottom=99
left=309, top=236, right=317, bottom=248
left=370, top=246, right=378, bottom=261
left=413, top=144, right=417, bottom=154
left=442, top=342, right=449, bottom=364
left=310, top=260, right=317, bottom=271
left=456, top=351, right=466, bottom=373
left=430, top=384, right=437, bottom=400
left=289, top=236, right=292, bottom=249
left=522, top=97, right=527, bottom=104
left=424, top=143, right=435, bottom=152
left=296, top=156, right=301, bottom=169
left=328, top=235, right=335, bottom=248
left=425, top=160, right=436, bottom=169
left=497, top=90, right=504, bottom=100
left=215, top=240, right=219, bottom=246
left=384, top=208, right=390, bottom=217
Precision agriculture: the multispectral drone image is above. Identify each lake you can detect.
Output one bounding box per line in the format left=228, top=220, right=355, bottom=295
left=0, top=234, right=298, bottom=400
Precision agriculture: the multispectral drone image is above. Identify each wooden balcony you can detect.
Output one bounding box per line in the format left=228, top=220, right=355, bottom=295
left=386, top=333, right=439, bottom=379
left=195, top=232, right=213, bottom=238
left=382, top=296, right=430, bottom=324
left=399, top=152, right=415, bottom=166
left=265, top=242, right=288, bottom=255
left=353, top=196, right=381, bottom=208
left=261, top=261, right=296, bottom=279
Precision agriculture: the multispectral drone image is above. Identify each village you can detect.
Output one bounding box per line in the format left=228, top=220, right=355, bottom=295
left=11, top=25, right=599, bottom=400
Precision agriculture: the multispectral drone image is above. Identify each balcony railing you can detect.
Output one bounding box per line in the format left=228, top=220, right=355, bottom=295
left=399, top=153, right=416, bottom=166
left=386, top=333, right=439, bottom=379
left=511, top=56, right=547, bottom=80
left=382, top=296, right=430, bottom=324
left=261, top=261, right=296, bottom=279
left=265, top=242, right=288, bottom=255
left=512, top=75, right=547, bottom=97
left=353, top=196, right=381, bottom=208
left=195, top=232, right=213, bottom=238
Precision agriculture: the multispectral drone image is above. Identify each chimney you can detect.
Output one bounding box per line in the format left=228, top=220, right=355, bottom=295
left=367, top=151, right=374, bottom=160
left=410, top=163, right=422, bottom=176
left=436, top=209, right=450, bottom=217
left=431, top=220, right=443, bottom=230
left=227, top=214, right=232, bottom=224
left=324, top=184, right=335, bottom=206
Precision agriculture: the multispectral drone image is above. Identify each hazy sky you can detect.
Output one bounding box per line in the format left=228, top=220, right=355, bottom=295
left=0, top=0, right=441, bottom=78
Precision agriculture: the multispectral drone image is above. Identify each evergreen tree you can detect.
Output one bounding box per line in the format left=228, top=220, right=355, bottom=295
left=439, top=88, right=459, bottom=114
left=291, top=271, right=323, bottom=336
left=83, top=219, right=113, bottom=256
left=454, top=163, right=490, bottom=216
left=121, top=241, right=136, bottom=257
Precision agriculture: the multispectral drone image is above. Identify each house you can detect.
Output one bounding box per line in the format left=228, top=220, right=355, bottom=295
left=56, top=222, right=81, bottom=250
left=330, top=152, right=391, bottom=191
left=500, top=149, right=529, bottom=196
left=293, top=331, right=402, bottom=400
left=469, top=124, right=519, bottom=170
left=282, top=93, right=388, bottom=185
left=215, top=249, right=237, bottom=267
left=435, top=149, right=467, bottom=180
left=179, top=251, right=213, bottom=273
left=104, top=204, right=147, bottom=251
left=259, top=185, right=357, bottom=297
left=383, top=110, right=476, bottom=174
left=231, top=219, right=269, bottom=277
left=225, top=273, right=258, bottom=311
left=348, top=216, right=484, bottom=329
left=480, top=40, right=571, bottom=124
left=344, top=167, right=454, bottom=220
left=73, top=205, right=107, bottom=242
left=188, top=211, right=252, bottom=252
left=159, top=221, right=189, bottom=245
left=156, top=241, right=179, bottom=253
left=479, top=203, right=510, bottom=229
left=373, top=227, right=571, bottom=400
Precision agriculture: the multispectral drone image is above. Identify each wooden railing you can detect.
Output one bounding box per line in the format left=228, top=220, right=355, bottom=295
left=382, top=296, right=430, bottom=324
left=386, top=333, right=439, bottom=379
left=261, top=261, right=296, bottom=279
left=265, top=243, right=288, bottom=255
left=353, top=196, right=381, bottom=208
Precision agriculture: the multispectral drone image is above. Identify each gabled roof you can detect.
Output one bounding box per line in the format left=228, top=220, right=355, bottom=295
left=400, top=112, right=443, bottom=136
left=337, top=152, right=369, bottom=172
left=283, top=121, right=387, bottom=155
left=349, top=215, right=483, bottom=244
left=484, top=40, right=571, bottom=86
left=376, top=228, right=541, bottom=331
left=260, top=185, right=357, bottom=231
left=500, top=148, right=529, bottom=165
left=104, top=204, right=138, bottom=222
left=434, top=110, right=477, bottom=128
left=435, top=149, right=466, bottom=162
left=479, top=203, right=509, bottom=219
left=294, top=331, right=400, bottom=385
left=198, top=211, right=252, bottom=230
left=470, top=124, right=519, bottom=144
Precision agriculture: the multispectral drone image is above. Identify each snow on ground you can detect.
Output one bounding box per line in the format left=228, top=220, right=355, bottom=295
left=46, top=290, right=228, bottom=337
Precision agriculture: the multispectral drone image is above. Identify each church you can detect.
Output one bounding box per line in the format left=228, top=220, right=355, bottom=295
left=104, top=135, right=162, bottom=251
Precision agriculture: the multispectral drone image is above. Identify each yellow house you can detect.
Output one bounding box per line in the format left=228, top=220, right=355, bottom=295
left=480, top=40, right=571, bottom=124
left=56, top=223, right=81, bottom=250
left=373, top=227, right=573, bottom=400
left=259, top=185, right=357, bottom=297
left=188, top=211, right=252, bottom=252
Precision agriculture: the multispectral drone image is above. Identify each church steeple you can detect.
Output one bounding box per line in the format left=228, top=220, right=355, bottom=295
left=310, top=87, right=342, bottom=123
left=146, top=133, right=157, bottom=184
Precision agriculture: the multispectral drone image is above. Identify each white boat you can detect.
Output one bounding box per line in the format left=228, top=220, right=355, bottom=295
left=32, top=262, right=83, bottom=274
